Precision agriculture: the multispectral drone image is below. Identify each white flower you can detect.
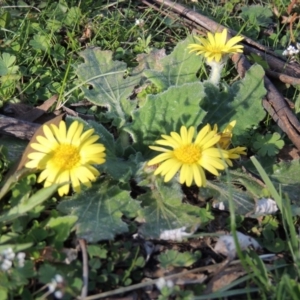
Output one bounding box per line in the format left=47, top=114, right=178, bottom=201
left=135, top=19, right=145, bottom=27
left=54, top=291, right=63, bottom=299
left=17, top=252, right=26, bottom=260
left=166, top=280, right=174, bottom=289
left=1, top=259, right=12, bottom=271
left=283, top=45, right=299, bottom=56
left=48, top=280, right=57, bottom=293
left=214, top=231, right=261, bottom=259
left=55, top=274, right=64, bottom=283
left=16, top=252, right=26, bottom=268
left=155, top=277, right=174, bottom=291
left=2, top=247, right=15, bottom=260
left=47, top=274, right=64, bottom=296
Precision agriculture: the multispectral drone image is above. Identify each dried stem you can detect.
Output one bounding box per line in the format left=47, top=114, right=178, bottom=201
left=78, top=239, right=89, bottom=299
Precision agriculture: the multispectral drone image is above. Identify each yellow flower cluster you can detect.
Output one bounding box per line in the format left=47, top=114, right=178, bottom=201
left=188, top=28, right=244, bottom=63
left=147, top=121, right=246, bottom=187
left=25, top=119, right=246, bottom=196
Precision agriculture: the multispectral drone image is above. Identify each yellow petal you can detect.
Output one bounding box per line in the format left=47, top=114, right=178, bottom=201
left=43, top=124, right=57, bottom=143
left=66, top=121, right=79, bottom=143
left=80, top=135, right=100, bottom=147
left=219, top=29, right=228, bottom=46
left=80, top=128, right=95, bottom=144
left=195, top=124, right=210, bottom=144
left=25, top=160, right=39, bottom=169
left=149, top=145, right=171, bottom=153
left=163, top=161, right=182, bottom=182
left=36, top=136, right=58, bottom=149
left=170, top=131, right=184, bottom=145
left=148, top=152, right=173, bottom=165
left=226, top=35, right=244, bottom=48
left=30, top=142, right=53, bottom=153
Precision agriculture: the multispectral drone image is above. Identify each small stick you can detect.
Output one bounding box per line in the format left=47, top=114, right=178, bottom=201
left=0, top=114, right=40, bottom=140
left=266, top=69, right=300, bottom=86
left=78, top=239, right=89, bottom=299
left=232, top=53, right=300, bottom=150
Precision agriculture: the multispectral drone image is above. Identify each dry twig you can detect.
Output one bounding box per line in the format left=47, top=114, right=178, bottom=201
left=78, top=239, right=89, bottom=299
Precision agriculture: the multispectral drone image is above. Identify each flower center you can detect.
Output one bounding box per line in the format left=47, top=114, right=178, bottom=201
left=173, top=144, right=201, bottom=164
left=52, top=144, right=81, bottom=170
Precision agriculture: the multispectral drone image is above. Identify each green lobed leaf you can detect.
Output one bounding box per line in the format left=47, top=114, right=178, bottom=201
left=136, top=178, right=201, bottom=239
left=0, top=53, right=19, bottom=76
left=143, top=35, right=201, bottom=91
left=38, top=263, right=58, bottom=284
left=76, top=49, right=142, bottom=127
left=230, top=64, right=267, bottom=140
left=29, top=34, right=51, bottom=51
left=57, top=179, right=141, bottom=242
left=202, top=64, right=266, bottom=144
left=252, top=132, right=284, bottom=156
left=64, top=7, right=81, bottom=26
left=158, top=249, right=201, bottom=268
left=240, top=5, right=273, bottom=27
left=125, top=82, right=207, bottom=153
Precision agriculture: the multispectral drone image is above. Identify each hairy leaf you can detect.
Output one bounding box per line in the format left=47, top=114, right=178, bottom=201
left=143, top=35, right=201, bottom=91
left=202, top=64, right=266, bottom=145
left=136, top=178, right=201, bottom=238
left=199, top=175, right=257, bottom=215
left=57, top=179, right=140, bottom=242
left=125, top=82, right=207, bottom=152
left=76, top=49, right=141, bottom=127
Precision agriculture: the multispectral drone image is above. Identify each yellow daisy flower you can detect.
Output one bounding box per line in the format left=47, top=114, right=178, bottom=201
left=147, top=125, right=229, bottom=187
left=188, top=28, right=244, bottom=63
left=26, top=120, right=106, bottom=196
left=214, top=121, right=247, bottom=166
left=215, top=120, right=236, bottom=149
left=226, top=147, right=247, bottom=167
